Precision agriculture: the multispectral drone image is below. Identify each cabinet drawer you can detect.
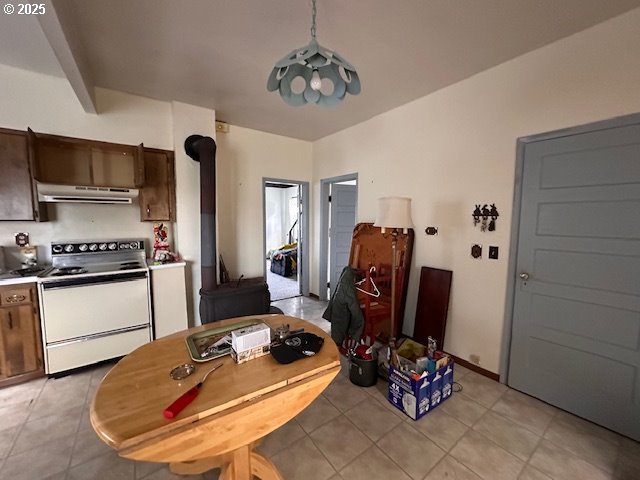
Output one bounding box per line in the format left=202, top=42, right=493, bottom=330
left=0, top=287, right=32, bottom=306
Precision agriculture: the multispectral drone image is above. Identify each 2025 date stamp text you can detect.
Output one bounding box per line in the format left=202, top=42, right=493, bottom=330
left=3, top=3, right=46, bottom=15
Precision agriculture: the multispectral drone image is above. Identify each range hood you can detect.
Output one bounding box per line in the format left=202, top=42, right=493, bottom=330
left=37, top=183, right=138, bottom=204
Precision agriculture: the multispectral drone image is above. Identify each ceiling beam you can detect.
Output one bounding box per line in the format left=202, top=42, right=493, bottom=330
left=37, top=0, right=96, bottom=113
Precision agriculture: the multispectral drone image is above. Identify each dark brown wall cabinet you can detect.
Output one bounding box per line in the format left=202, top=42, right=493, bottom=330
left=29, top=128, right=145, bottom=188
left=139, top=149, right=176, bottom=222
left=0, top=283, right=44, bottom=388
left=0, top=128, right=46, bottom=221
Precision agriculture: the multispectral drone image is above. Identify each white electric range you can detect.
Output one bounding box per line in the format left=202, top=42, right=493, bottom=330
left=38, top=239, right=152, bottom=374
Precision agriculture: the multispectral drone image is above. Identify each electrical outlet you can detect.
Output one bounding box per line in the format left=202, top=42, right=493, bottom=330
left=469, top=354, right=481, bottom=365
left=425, top=226, right=438, bottom=235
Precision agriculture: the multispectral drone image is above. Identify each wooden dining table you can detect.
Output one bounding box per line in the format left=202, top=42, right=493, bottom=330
left=90, top=314, right=340, bottom=480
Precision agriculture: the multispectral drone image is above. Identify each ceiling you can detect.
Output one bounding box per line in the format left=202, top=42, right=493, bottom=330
left=1, top=1, right=639, bottom=140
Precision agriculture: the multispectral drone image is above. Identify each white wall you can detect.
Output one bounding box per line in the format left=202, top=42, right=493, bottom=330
left=170, top=101, right=216, bottom=325
left=312, top=8, right=640, bottom=374
left=284, top=185, right=299, bottom=243
left=0, top=65, right=173, bottom=264
left=265, top=187, right=286, bottom=254
left=0, top=66, right=172, bottom=148
left=216, top=126, right=312, bottom=280
left=0, top=65, right=221, bottom=325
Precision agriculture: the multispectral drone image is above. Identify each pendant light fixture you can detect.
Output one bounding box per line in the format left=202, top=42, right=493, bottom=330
left=267, top=0, right=361, bottom=107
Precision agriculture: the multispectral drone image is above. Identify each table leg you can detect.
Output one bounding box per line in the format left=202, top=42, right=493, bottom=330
left=170, top=444, right=283, bottom=480
left=221, top=445, right=251, bottom=480
left=249, top=451, right=283, bottom=480
left=170, top=456, right=225, bottom=475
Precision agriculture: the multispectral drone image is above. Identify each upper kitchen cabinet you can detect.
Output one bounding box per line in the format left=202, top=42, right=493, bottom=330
left=0, top=127, right=47, bottom=221
left=29, top=128, right=145, bottom=188
left=139, top=148, right=176, bottom=221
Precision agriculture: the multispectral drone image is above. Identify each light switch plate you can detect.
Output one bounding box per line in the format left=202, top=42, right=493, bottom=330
left=489, top=246, right=499, bottom=259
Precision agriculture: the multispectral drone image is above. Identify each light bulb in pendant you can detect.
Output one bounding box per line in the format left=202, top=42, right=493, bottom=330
left=310, top=69, right=322, bottom=91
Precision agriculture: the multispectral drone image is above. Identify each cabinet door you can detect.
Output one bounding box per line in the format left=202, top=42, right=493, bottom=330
left=134, top=143, right=145, bottom=188
left=91, top=144, right=138, bottom=187
left=32, top=131, right=93, bottom=185
left=31, top=129, right=141, bottom=188
left=139, top=150, right=176, bottom=221
left=0, top=128, right=40, bottom=221
left=0, top=305, right=42, bottom=378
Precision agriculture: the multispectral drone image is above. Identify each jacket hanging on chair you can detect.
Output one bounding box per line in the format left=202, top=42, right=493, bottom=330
left=323, top=266, right=364, bottom=345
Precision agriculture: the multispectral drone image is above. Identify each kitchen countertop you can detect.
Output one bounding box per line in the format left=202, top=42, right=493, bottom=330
left=0, top=274, right=41, bottom=286
left=147, top=260, right=186, bottom=270
left=0, top=265, right=52, bottom=286
left=0, top=261, right=187, bottom=284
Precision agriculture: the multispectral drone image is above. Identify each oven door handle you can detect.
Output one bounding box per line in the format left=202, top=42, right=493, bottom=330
left=47, top=324, right=150, bottom=348
left=42, top=271, right=148, bottom=290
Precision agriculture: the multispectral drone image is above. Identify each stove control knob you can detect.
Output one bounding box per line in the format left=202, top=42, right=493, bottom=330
left=52, top=245, right=63, bottom=254
left=99, top=243, right=107, bottom=251
left=129, top=241, right=139, bottom=250
left=108, top=242, right=117, bottom=250
left=89, top=244, right=98, bottom=251
left=79, top=244, right=88, bottom=252
left=64, top=244, right=75, bottom=253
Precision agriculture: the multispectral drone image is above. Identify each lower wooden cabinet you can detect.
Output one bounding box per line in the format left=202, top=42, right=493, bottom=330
left=0, top=283, right=44, bottom=387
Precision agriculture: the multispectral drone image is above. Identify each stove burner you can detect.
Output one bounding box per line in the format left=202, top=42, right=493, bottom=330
left=120, top=262, right=143, bottom=271
left=52, top=267, right=88, bottom=277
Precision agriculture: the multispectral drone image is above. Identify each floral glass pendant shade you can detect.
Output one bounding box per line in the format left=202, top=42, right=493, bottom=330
left=267, top=0, right=360, bottom=107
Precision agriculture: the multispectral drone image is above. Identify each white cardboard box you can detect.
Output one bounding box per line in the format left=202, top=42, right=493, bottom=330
left=231, top=323, right=271, bottom=353
left=231, top=344, right=271, bottom=364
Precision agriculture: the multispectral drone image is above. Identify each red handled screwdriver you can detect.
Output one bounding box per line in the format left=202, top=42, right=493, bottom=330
left=163, top=363, right=223, bottom=419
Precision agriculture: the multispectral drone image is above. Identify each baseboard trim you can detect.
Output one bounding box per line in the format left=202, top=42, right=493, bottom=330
left=448, top=354, right=500, bottom=382
left=308, top=292, right=320, bottom=299
left=0, top=369, right=45, bottom=389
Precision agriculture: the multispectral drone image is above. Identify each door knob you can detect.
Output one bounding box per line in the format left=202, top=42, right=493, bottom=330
left=519, top=272, right=530, bottom=280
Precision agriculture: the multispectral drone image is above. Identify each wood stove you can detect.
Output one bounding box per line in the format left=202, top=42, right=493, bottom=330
left=184, top=135, right=280, bottom=323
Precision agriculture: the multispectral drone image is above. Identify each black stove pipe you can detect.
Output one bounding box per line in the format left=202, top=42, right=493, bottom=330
left=184, top=134, right=217, bottom=292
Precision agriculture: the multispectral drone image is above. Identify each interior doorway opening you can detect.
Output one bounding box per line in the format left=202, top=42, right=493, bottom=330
left=319, top=174, right=358, bottom=301
left=263, top=179, right=309, bottom=301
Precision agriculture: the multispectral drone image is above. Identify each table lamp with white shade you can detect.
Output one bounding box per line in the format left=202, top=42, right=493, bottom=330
left=373, top=197, right=413, bottom=367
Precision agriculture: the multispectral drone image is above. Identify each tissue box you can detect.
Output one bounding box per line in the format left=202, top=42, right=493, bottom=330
left=387, top=358, right=454, bottom=420
left=231, top=323, right=271, bottom=364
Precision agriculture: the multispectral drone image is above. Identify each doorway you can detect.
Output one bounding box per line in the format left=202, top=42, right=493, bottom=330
left=263, top=178, right=309, bottom=301
left=502, top=113, right=640, bottom=441
left=319, top=174, right=358, bottom=301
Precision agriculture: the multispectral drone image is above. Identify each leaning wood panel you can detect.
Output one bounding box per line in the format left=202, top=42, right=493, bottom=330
left=348, top=223, right=414, bottom=338
left=413, top=266, right=453, bottom=349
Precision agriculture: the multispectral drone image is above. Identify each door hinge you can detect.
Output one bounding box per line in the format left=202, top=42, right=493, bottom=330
left=326, top=282, right=330, bottom=288
left=328, top=195, right=331, bottom=202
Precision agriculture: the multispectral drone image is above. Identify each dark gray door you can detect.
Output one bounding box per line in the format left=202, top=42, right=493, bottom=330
left=329, top=184, right=357, bottom=297
left=508, top=120, right=640, bottom=441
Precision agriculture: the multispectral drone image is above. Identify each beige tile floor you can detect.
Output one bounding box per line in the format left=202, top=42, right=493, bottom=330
left=0, top=296, right=638, bottom=480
